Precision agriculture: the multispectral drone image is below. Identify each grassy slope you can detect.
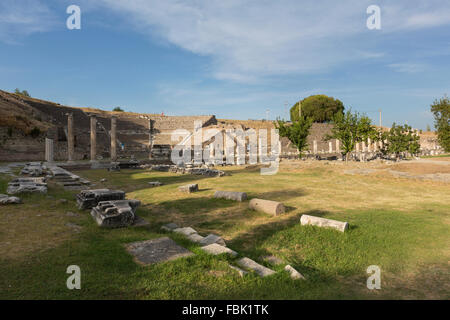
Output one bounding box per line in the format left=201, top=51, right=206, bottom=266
left=0, top=164, right=449, bottom=299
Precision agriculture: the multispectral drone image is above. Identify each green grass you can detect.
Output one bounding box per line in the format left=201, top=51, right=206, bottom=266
left=0, top=164, right=449, bottom=299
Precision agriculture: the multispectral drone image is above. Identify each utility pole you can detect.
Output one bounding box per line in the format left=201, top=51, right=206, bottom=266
left=284, top=101, right=288, bottom=120
left=379, top=109, right=382, bottom=127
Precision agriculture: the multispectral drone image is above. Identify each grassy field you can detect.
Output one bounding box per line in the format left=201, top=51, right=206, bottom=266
left=0, top=160, right=449, bottom=299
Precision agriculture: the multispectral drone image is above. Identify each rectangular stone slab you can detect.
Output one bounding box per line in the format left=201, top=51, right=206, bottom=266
left=76, top=189, right=125, bottom=210
left=300, top=214, right=349, bottom=232
left=173, top=227, right=198, bottom=236
left=199, top=234, right=227, bottom=247
left=237, top=257, right=275, bottom=277
left=126, top=237, right=194, bottom=265
left=201, top=243, right=237, bottom=256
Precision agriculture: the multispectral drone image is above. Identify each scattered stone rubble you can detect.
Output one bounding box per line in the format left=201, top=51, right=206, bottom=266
left=91, top=199, right=141, bottom=228
left=150, top=164, right=225, bottom=177
left=148, top=181, right=163, bottom=187
left=7, top=177, right=47, bottom=194
left=47, top=166, right=90, bottom=189
left=0, top=194, right=21, bottom=205
left=160, top=222, right=306, bottom=279
left=20, top=162, right=45, bottom=176
left=178, top=184, right=199, bottom=193
left=76, top=189, right=125, bottom=210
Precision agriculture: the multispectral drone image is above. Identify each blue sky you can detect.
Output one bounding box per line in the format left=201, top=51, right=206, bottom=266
left=1, top=0, right=449, bottom=130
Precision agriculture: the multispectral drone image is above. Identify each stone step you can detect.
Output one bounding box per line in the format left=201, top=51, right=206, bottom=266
left=236, top=257, right=275, bottom=277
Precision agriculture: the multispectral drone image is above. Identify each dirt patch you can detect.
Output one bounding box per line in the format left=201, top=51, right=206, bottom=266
left=384, top=163, right=450, bottom=175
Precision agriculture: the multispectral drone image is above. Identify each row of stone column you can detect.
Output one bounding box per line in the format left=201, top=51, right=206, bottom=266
left=45, top=114, right=117, bottom=162
left=311, top=138, right=385, bottom=154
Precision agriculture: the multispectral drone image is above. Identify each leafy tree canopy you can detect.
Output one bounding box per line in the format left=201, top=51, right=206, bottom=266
left=382, top=123, right=421, bottom=158
left=430, top=95, right=450, bottom=152
left=325, top=110, right=378, bottom=161
left=14, top=88, right=30, bottom=97
left=290, top=94, right=344, bottom=123
left=275, top=115, right=313, bottom=158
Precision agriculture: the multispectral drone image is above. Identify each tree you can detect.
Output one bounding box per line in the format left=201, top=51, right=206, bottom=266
left=14, top=88, right=30, bottom=97
left=430, top=95, right=450, bottom=152
left=382, top=123, right=421, bottom=159
left=113, top=107, right=124, bottom=112
left=426, top=124, right=431, bottom=132
left=290, top=94, right=344, bottom=123
left=274, top=115, right=313, bottom=158
left=325, top=110, right=378, bottom=161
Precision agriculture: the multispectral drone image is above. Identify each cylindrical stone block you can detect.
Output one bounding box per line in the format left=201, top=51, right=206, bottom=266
left=300, top=214, right=349, bottom=232
left=214, top=191, right=247, bottom=202
left=249, top=198, right=285, bottom=216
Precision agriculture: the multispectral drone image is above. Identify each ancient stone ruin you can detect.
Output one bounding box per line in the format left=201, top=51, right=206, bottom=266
left=0, top=194, right=21, bottom=205
left=20, top=162, right=45, bottom=176
left=7, top=177, right=47, bottom=194
left=178, top=184, right=199, bottom=193
left=90, top=199, right=141, bottom=228
left=76, top=189, right=125, bottom=210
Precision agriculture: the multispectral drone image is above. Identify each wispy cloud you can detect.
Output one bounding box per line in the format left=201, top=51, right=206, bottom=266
left=0, top=0, right=56, bottom=44
left=388, top=63, right=427, bottom=73
left=95, top=0, right=450, bottom=82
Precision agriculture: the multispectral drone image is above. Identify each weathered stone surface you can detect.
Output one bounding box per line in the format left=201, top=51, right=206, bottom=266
left=126, top=237, right=194, bottom=265
left=161, top=222, right=179, bottom=232
left=90, top=199, right=141, bottom=228
left=300, top=214, right=349, bottom=232
left=248, top=198, right=285, bottom=216
left=214, top=191, right=247, bottom=202
left=76, top=189, right=125, bottom=210
left=229, top=264, right=248, bottom=277
left=7, top=177, right=47, bottom=194
left=201, top=243, right=237, bottom=256
left=20, top=162, right=44, bottom=176
left=178, top=184, right=199, bottom=193
left=261, top=255, right=283, bottom=265
left=284, top=265, right=306, bottom=280
left=148, top=181, right=163, bottom=187
left=236, top=257, right=275, bottom=277
left=0, top=194, right=21, bottom=205
left=199, top=234, right=227, bottom=247
left=187, top=233, right=205, bottom=243
left=173, top=227, right=198, bottom=236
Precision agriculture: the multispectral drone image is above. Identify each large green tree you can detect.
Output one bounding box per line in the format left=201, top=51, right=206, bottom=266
left=275, top=115, right=313, bottom=158
left=290, top=94, right=344, bottom=123
left=382, top=123, right=421, bottom=159
left=325, top=110, right=378, bottom=161
left=430, top=95, right=450, bottom=152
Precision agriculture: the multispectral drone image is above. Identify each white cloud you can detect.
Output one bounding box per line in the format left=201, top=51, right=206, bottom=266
left=0, top=0, right=56, bottom=44
left=94, top=0, right=450, bottom=82
left=388, top=63, right=427, bottom=73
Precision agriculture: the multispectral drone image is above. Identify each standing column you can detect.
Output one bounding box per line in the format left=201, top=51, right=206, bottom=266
left=367, top=138, right=372, bottom=152
left=67, top=113, right=74, bottom=162
left=336, top=139, right=340, bottom=153
left=111, top=116, right=117, bottom=161
left=356, top=142, right=360, bottom=152
left=328, top=141, right=333, bottom=153
left=45, top=138, right=54, bottom=163
left=90, top=115, right=97, bottom=162
left=313, top=140, right=317, bottom=154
